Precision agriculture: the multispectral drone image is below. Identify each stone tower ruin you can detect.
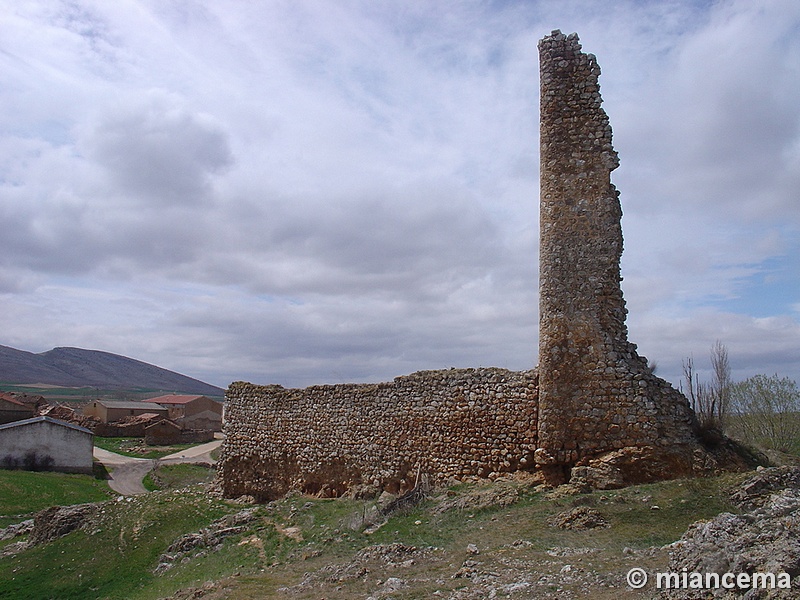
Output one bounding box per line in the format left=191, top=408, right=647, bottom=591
left=535, top=30, right=701, bottom=478
left=217, top=30, right=735, bottom=502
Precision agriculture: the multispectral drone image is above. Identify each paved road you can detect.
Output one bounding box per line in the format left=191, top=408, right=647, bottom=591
left=93, top=438, right=223, bottom=496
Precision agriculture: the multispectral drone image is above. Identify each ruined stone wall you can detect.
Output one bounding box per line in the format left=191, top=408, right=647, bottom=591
left=536, top=30, right=698, bottom=469
left=219, top=368, right=538, bottom=501
left=218, top=31, right=716, bottom=501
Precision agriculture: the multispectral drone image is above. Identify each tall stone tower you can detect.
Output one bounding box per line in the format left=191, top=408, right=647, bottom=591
left=536, top=30, right=699, bottom=477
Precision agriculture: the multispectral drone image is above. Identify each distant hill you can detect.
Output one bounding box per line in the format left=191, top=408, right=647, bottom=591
left=0, top=345, right=223, bottom=396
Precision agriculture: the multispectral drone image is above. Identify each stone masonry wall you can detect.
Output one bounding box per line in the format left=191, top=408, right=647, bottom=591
left=218, top=30, right=715, bottom=501
left=219, top=368, right=538, bottom=501
left=536, top=30, right=698, bottom=469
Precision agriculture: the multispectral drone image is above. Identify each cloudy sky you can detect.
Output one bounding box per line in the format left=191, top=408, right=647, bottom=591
left=1, top=0, right=798, bottom=390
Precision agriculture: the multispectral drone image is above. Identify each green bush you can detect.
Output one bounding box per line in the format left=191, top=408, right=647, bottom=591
left=728, top=374, right=800, bottom=454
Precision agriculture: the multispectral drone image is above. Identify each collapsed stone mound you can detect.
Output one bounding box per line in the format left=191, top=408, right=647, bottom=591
left=548, top=505, right=609, bottom=531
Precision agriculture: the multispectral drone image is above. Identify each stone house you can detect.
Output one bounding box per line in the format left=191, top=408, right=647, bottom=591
left=144, top=419, right=214, bottom=446
left=0, top=393, right=35, bottom=424
left=143, top=394, right=222, bottom=431
left=144, top=419, right=183, bottom=445
left=0, top=416, right=93, bottom=474
left=82, top=400, right=168, bottom=423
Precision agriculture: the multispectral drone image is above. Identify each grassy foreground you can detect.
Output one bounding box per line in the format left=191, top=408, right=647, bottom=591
left=0, top=469, right=114, bottom=528
left=0, top=469, right=751, bottom=600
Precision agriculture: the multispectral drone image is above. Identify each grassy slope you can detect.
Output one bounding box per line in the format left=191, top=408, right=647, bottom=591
left=0, top=489, right=238, bottom=600
left=0, top=471, right=749, bottom=600
left=0, top=470, right=114, bottom=527
left=143, top=463, right=217, bottom=491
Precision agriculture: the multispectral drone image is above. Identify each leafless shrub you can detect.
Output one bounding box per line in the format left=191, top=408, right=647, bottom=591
left=683, top=340, right=731, bottom=432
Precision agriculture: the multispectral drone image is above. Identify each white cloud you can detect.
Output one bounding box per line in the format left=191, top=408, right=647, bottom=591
left=82, top=92, right=232, bottom=205
left=0, top=0, right=798, bottom=388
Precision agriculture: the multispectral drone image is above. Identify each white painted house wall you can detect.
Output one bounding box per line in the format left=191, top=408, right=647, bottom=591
left=0, top=416, right=93, bottom=474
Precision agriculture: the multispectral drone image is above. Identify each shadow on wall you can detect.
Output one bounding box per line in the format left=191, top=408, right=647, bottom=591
left=1, top=451, right=55, bottom=471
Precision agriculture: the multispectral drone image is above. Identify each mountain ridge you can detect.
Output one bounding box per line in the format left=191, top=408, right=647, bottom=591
left=0, top=344, right=223, bottom=396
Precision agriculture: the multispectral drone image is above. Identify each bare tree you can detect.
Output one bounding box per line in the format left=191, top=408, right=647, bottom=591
left=710, top=340, right=731, bottom=430
left=683, top=355, right=713, bottom=429
left=682, top=355, right=697, bottom=408
left=682, top=341, right=730, bottom=431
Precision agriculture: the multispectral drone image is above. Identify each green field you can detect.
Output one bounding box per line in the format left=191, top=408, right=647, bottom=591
left=0, top=382, right=224, bottom=404
left=93, top=437, right=204, bottom=459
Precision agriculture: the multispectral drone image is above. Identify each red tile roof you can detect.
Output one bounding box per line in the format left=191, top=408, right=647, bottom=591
left=0, top=392, right=26, bottom=407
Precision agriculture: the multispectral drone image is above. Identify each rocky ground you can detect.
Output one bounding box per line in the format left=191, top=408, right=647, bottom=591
left=662, top=466, right=800, bottom=599
left=153, top=468, right=800, bottom=600
left=2, top=467, right=799, bottom=599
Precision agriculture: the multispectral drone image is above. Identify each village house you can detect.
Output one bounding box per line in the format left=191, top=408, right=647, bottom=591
left=143, top=394, right=222, bottom=431
left=0, top=393, right=36, bottom=424
left=82, top=399, right=168, bottom=423
left=0, top=416, right=93, bottom=474
left=144, top=419, right=214, bottom=446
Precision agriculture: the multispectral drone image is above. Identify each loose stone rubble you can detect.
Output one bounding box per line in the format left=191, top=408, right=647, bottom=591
left=663, top=467, right=800, bottom=599
left=548, top=506, right=610, bottom=531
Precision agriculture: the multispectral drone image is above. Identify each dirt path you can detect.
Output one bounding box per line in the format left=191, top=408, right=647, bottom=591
left=93, top=438, right=223, bottom=496
left=92, top=447, right=155, bottom=495
left=160, top=438, right=222, bottom=463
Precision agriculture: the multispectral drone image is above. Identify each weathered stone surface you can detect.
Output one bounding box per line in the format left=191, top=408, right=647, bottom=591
left=730, top=466, right=800, bottom=510
left=537, top=29, right=700, bottom=468
left=219, top=368, right=538, bottom=500
left=2, top=504, right=100, bottom=557
left=217, top=30, right=729, bottom=502
left=0, top=519, right=33, bottom=542
left=30, top=503, right=97, bottom=545
left=571, top=446, right=704, bottom=490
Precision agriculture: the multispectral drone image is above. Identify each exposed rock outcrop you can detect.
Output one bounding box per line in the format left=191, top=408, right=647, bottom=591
left=3, top=503, right=98, bottom=556
left=663, top=467, right=800, bottom=598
